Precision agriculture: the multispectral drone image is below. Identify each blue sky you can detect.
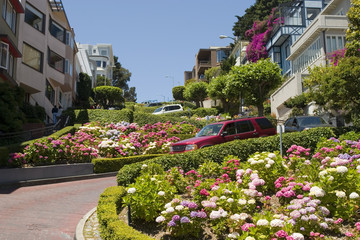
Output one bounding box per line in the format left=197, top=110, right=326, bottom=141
left=61, top=0, right=255, bottom=103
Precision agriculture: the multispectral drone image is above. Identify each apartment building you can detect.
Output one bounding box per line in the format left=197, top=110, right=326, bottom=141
left=184, top=46, right=231, bottom=82
left=270, top=0, right=350, bottom=121
left=0, top=0, right=24, bottom=87
left=15, top=0, right=77, bottom=123
left=77, top=43, right=114, bottom=86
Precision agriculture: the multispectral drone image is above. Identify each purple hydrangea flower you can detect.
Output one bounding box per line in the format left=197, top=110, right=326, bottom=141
left=168, top=220, right=176, bottom=227
left=180, top=201, right=189, bottom=207
left=187, top=202, right=198, bottom=209
left=190, top=211, right=198, bottom=218
left=180, top=216, right=190, bottom=223
left=197, top=211, right=207, bottom=218
left=172, top=215, right=180, bottom=222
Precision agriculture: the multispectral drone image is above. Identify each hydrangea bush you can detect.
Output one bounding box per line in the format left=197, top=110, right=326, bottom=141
left=8, top=121, right=199, bottom=167
left=123, top=136, right=360, bottom=239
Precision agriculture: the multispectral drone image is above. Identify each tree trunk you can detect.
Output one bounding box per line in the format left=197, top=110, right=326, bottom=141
left=257, top=104, right=264, bottom=116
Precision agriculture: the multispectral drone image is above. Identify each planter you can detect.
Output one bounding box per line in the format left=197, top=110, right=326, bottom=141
left=0, top=163, right=94, bottom=185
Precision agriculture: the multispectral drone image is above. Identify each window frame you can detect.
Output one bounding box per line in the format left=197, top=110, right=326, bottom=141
left=22, top=42, right=43, bottom=72
left=0, top=42, right=9, bottom=70
left=49, top=18, right=66, bottom=43
left=48, top=48, right=65, bottom=73
left=45, top=79, right=55, bottom=105
left=24, top=3, right=45, bottom=33
left=2, top=0, right=17, bottom=33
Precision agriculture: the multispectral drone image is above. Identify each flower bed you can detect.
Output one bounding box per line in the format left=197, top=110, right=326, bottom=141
left=8, top=121, right=199, bottom=167
left=118, top=135, right=360, bottom=239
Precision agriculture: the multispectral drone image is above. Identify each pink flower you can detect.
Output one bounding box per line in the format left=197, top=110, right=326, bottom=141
left=241, top=223, right=255, bottom=231
left=345, top=232, right=353, bottom=237
left=276, top=230, right=288, bottom=238
left=200, top=189, right=210, bottom=196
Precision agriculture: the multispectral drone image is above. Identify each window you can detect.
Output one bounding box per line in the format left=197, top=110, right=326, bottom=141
left=102, top=61, right=107, bottom=68
left=101, top=50, right=107, bottom=56
left=0, top=42, right=9, bottom=69
left=25, top=3, right=45, bottom=32
left=96, top=61, right=101, bottom=67
left=50, top=19, right=65, bottom=42
left=255, top=118, right=274, bottom=129
left=236, top=120, right=254, bottom=133
left=2, top=0, right=17, bottom=32
left=23, top=43, right=43, bottom=72
left=224, top=123, right=236, bottom=135
left=48, top=49, right=64, bottom=72
left=45, top=80, right=55, bottom=105
left=65, top=59, right=69, bottom=73
left=293, top=37, right=322, bottom=73
left=326, top=35, right=346, bottom=53
left=216, top=50, right=228, bottom=63
left=306, top=8, right=320, bottom=20
left=65, top=31, right=74, bottom=48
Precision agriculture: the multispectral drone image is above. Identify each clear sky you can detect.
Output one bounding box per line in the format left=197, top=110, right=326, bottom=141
left=61, top=0, right=255, bottom=103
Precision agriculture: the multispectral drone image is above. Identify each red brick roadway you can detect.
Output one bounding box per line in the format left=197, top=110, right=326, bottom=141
left=0, top=176, right=117, bottom=240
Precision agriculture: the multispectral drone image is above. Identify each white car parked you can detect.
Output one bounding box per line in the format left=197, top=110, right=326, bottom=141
left=152, top=104, right=183, bottom=115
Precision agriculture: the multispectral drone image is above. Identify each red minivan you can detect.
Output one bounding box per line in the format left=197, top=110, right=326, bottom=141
left=170, top=117, right=276, bottom=154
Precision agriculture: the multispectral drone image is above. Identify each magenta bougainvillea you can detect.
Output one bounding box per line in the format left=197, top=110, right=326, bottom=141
left=327, top=48, right=346, bottom=66
left=245, top=9, right=282, bottom=63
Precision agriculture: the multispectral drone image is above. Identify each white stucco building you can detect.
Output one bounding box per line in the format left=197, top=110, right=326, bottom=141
left=270, top=0, right=350, bottom=121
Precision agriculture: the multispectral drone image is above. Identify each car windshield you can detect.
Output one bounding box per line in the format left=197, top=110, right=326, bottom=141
left=153, top=107, right=163, bottom=113
left=298, top=117, right=326, bottom=126
left=196, top=124, right=223, bottom=137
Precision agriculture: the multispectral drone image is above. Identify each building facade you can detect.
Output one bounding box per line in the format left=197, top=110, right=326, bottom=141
left=184, top=46, right=231, bottom=82
left=77, top=43, right=114, bottom=86
left=269, top=0, right=349, bottom=121
left=0, top=0, right=24, bottom=87
left=15, top=0, right=77, bottom=123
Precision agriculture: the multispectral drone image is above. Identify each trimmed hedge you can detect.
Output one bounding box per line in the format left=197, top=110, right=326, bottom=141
left=92, top=154, right=164, bottom=173
left=117, top=127, right=335, bottom=186
left=97, top=186, right=154, bottom=240
left=0, top=124, right=81, bottom=167
left=63, top=109, right=134, bottom=124
left=191, top=107, right=218, bottom=117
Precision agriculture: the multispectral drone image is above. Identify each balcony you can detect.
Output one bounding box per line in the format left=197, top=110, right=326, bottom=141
left=48, top=0, right=64, bottom=11
left=289, top=15, right=348, bottom=60
left=197, top=60, right=211, bottom=75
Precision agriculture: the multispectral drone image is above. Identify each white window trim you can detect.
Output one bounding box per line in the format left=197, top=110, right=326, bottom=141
left=0, top=42, right=9, bottom=70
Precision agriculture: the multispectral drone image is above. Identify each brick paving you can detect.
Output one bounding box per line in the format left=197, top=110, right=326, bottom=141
left=0, top=176, right=117, bottom=240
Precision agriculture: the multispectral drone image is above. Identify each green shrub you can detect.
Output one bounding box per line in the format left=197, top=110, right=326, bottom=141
left=134, top=105, right=159, bottom=113
left=191, top=107, right=218, bottom=117
left=92, top=154, right=164, bottom=173
left=63, top=109, right=133, bottom=124
left=97, top=186, right=154, bottom=240
left=117, top=127, right=335, bottom=186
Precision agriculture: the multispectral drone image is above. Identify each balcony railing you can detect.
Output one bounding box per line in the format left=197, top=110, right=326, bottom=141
left=48, top=0, right=64, bottom=11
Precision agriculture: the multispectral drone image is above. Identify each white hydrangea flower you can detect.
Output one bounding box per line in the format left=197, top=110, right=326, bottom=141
left=220, top=196, right=227, bottom=200
left=270, top=219, right=284, bottom=228
left=291, top=233, right=305, bottom=240
left=248, top=199, right=256, bottom=204
left=335, top=191, right=346, bottom=198
left=309, top=186, right=326, bottom=197
left=175, top=205, right=184, bottom=211
left=166, top=207, right=175, bottom=213
left=256, top=219, right=269, bottom=226
left=336, top=166, right=348, bottom=174
left=245, top=237, right=255, bottom=240
left=164, top=202, right=172, bottom=209
left=227, top=198, right=234, bottom=203
left=239, top=213, right=249, bottom=220
left=228, top=232, right=240, bottom=239
left=127, top=188, right=136, bottom=194
left=238, top=199, right=247, bottom=205
left=349, top=192, right=359, bottom=199
left=230, top=214, right=241, bottom=221
left=158, top=191, right=165, bottom=196
left=265, top=164, right=271, bottom=168
left=268, top=153, right=276, bottom=159
left=155, top=216, right=166, bottom=223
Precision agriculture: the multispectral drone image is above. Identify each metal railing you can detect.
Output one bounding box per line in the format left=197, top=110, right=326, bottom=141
left=0, top=116, right=69, bottom=146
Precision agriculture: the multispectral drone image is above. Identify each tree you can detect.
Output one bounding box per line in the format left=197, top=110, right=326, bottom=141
left=183, top=81, right=208, bottom=107
left=207, top=74, right=234, bottom=112
left=227, top=59, right=283, bottom=116
left=345, top=0, right=360, bottom=57
left=96, top=75, right=111, bottom=86
left=112, top=56, right=131, bottom=90
left=76, top=73, right=92, bottom=108
left=172, top=86, right=185, bottom=101
left=304, top=56, right=360, bottom=125
left=220, top=56, right=236, bottom=75
left=232, top=0, right=290, bottom=38
left=93, top=86, right=124, bottom=108
left=204, top=67, right=221, bottom=82
left=124, top=87, right=137, bottom=102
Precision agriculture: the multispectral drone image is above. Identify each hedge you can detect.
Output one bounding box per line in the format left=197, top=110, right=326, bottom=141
left=0, top=124, right=81, bottom=167
left=133, top=112, right=206, bottom=129
left=92, top=154, right=164, bottom=173
left=63, top=108, right=133, bottom=124
left=116, top=127, right=335, bottom=186
left=97, top=186, right=154, bottom=240
left=191, top=107, right=218, bottom=117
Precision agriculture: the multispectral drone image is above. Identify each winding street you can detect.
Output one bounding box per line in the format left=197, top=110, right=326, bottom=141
left=0, top=176, right=117, bottom=240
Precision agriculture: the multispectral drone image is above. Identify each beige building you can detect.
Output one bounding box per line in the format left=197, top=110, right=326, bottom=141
left=0, top=0, right=24, bottom=86
left=270, top=0, right=350, bottom=121
left=16, top=0, right=77, bottom=123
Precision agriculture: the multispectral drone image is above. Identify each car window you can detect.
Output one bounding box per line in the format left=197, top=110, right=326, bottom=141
left=255, top=118, right=274, bottom=129
left=173, top=105, right=180, bottom=110
left=196, top=123, right=223, bottom=136
left=224, top=123, right=236, bottom=135
left=285, top=119, right=293, bottom=127
left=298, top=117, right=324, bottom=126
left=236, top=120, right=254, bottom=133
left=153, top=107, right=163, bottom=113
left=164, top=106, right=170, bottom=111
